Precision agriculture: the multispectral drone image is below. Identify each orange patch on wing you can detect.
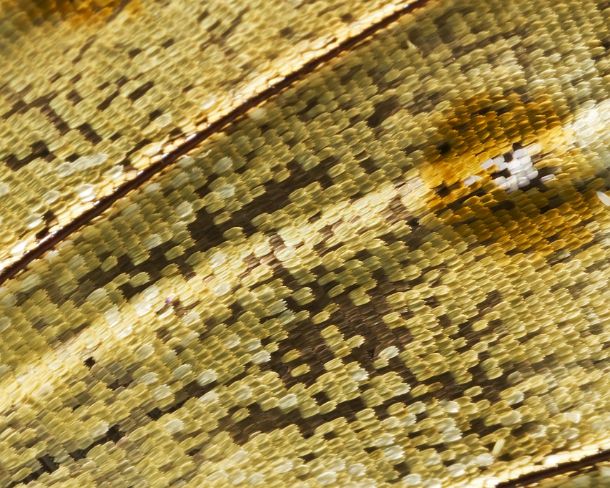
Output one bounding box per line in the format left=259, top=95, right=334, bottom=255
left=418, top=91, right=600, bottom=258
left=419, top=92, right=565, bottom=189
left=11, top=0, right=138, bottom=26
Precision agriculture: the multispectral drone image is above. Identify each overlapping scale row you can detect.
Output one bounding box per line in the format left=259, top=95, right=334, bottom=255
left=0, top=0, right=608, bottom=486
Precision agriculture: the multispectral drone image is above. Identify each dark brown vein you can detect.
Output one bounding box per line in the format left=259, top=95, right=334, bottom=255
left=498, top=448, right=610, bottom=487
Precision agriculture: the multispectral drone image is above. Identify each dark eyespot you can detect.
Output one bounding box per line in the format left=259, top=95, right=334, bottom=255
left=437, top=141, right=451, bottom=155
